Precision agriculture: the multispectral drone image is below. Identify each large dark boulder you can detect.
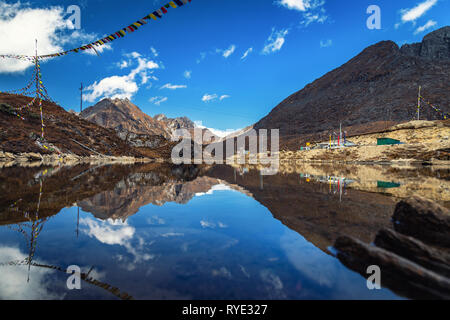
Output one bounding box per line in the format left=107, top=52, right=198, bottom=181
left=393, top=196, right=450, bottom=247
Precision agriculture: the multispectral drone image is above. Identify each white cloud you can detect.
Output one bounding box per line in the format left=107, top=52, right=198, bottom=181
left=196, top=45, right=237, bottom=63
left=160, top=83, right=187, bottom=90
left=150, top=46, right=159, bottom=57
left=117, top=60, right=129, bottom=69
left=126, top=52, right=141, bottom=59
left=278, top=0, right=328, bottom=26
left=84, top=52, right=159, bottom=102
left=414, top=19, right=437, bottom=34
left=129, top=56, right=159, bottom=80
left=201, top=93, right=230, bottom=103
left=241, top=47, right=253, bottom=60
left=0, top=2, right=110, bottom=73
left=278, top=0, right=311, bottom=11
left=262, top=28, right=289, bottom=55
left=149, top=96, right=168, bottom=106
left=0, top=3, right=67, bottom=73
left=65, top=30, right=112, bottom=56
left=200, top=220, right=216, bottom=228
left=183, top=70, right=192, bottom=79
left=301, top=10, right=328, bottom=26
left=401, top=0, right=438, bottom=23
left=320, top=39, right=333, bottom=47
left=196, top=52, right=207, bottom=64
left=222, top=44, right=236, bottom=58
left=84, top=75, right=139, bottom=102
left=202, top=93, right=218, bottom=102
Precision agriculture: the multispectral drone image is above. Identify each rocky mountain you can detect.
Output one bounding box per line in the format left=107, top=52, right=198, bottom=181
left=154, top=114, right=196, bottom=132
left=81, top=98, right=169, bottom=137
left=0, top=93, right=142, bottom=157
left=81, top=98, right=219, bottom=146
left=253, top=26, right=450, bottom=148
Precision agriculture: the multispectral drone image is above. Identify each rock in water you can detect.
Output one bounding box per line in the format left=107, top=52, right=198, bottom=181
left=375, top=228, right=450, bottom=278
left=393, top=196, right=450, bottom=247
left=334, top=236, right=450, bottom=300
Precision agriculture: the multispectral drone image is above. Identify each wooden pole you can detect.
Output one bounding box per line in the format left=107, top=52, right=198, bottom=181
left=417, top=86, right=421, bottom=121
left=80, top=83, right=83, bottom=113
left=260, top=171, right=264, bottom=190
left=35, top=40, right=39, bottom=99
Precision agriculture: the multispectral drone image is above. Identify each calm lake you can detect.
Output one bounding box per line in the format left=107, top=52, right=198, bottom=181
left=0, top=162, right=448, bottom=300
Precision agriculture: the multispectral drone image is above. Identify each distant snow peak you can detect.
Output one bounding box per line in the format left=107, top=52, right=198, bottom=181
left=194, top=121, right=242, bottom=138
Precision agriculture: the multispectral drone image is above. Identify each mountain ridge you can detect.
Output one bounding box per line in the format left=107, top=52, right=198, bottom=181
left=81, top=97, right=221, bottom=145
left=251, top=26, right=450, bottom=149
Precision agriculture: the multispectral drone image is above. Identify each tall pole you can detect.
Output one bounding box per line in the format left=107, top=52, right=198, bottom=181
left=36, top=39, right=45, bottom=139
left=77, top=206, right=79, bottom=238
left=417, top=86, right=421, bottom=121
left=35, top=40, right=39, bottom=101
left=260, top=171, right=264, bottom=190
left=80, top=83, right=83, bottom=113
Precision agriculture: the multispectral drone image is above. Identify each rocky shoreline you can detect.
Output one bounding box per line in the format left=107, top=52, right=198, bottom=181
left=0, top=151, right=156, bottom=168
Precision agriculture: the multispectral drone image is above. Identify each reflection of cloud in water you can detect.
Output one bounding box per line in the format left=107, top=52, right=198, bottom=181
left=80, top=218, right=134, bottom=246
left=280, top=231, right=337, bottom=287
left=79, top=267, right=106, bottom=282
left=181, top=242, right=189, bottom=252
left=161, top=232, right=184, bottom=238
left=212, top=267, right=232, bottom=279
left=0, top=246, right=60, bottom=300
left=195, top=184, right=234, bottom=197
left=239, top=265, right=250, bottom=278
left=220, top=239, right=239, bottom=250
left=200, top=220, right=228, bottom=229
left=281, top=231, right=399, bottom=299
left=260, top=269, right=285, bottom=299
left=81, top=218, right=154, bottom=271
left=147, top=216, right=166, bottom=225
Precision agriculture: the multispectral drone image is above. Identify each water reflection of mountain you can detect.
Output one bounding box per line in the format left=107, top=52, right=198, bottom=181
left=78, top=173, right=221, bottom=221
left=1, top=163, right=448, bottom=256
left=275, top=162, right=450, bottom=205
left=203, top=166, right=396, bottom=254
left=0, top=163, right=202, bottom=225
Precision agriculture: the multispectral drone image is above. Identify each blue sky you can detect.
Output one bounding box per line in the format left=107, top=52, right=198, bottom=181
left=0, top=0, right=448, bottom=134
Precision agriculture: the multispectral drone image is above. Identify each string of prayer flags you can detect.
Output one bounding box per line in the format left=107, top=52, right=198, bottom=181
left=34, top=0, right=192, bottom=60
left=420, top=96, right=449, bottom=120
